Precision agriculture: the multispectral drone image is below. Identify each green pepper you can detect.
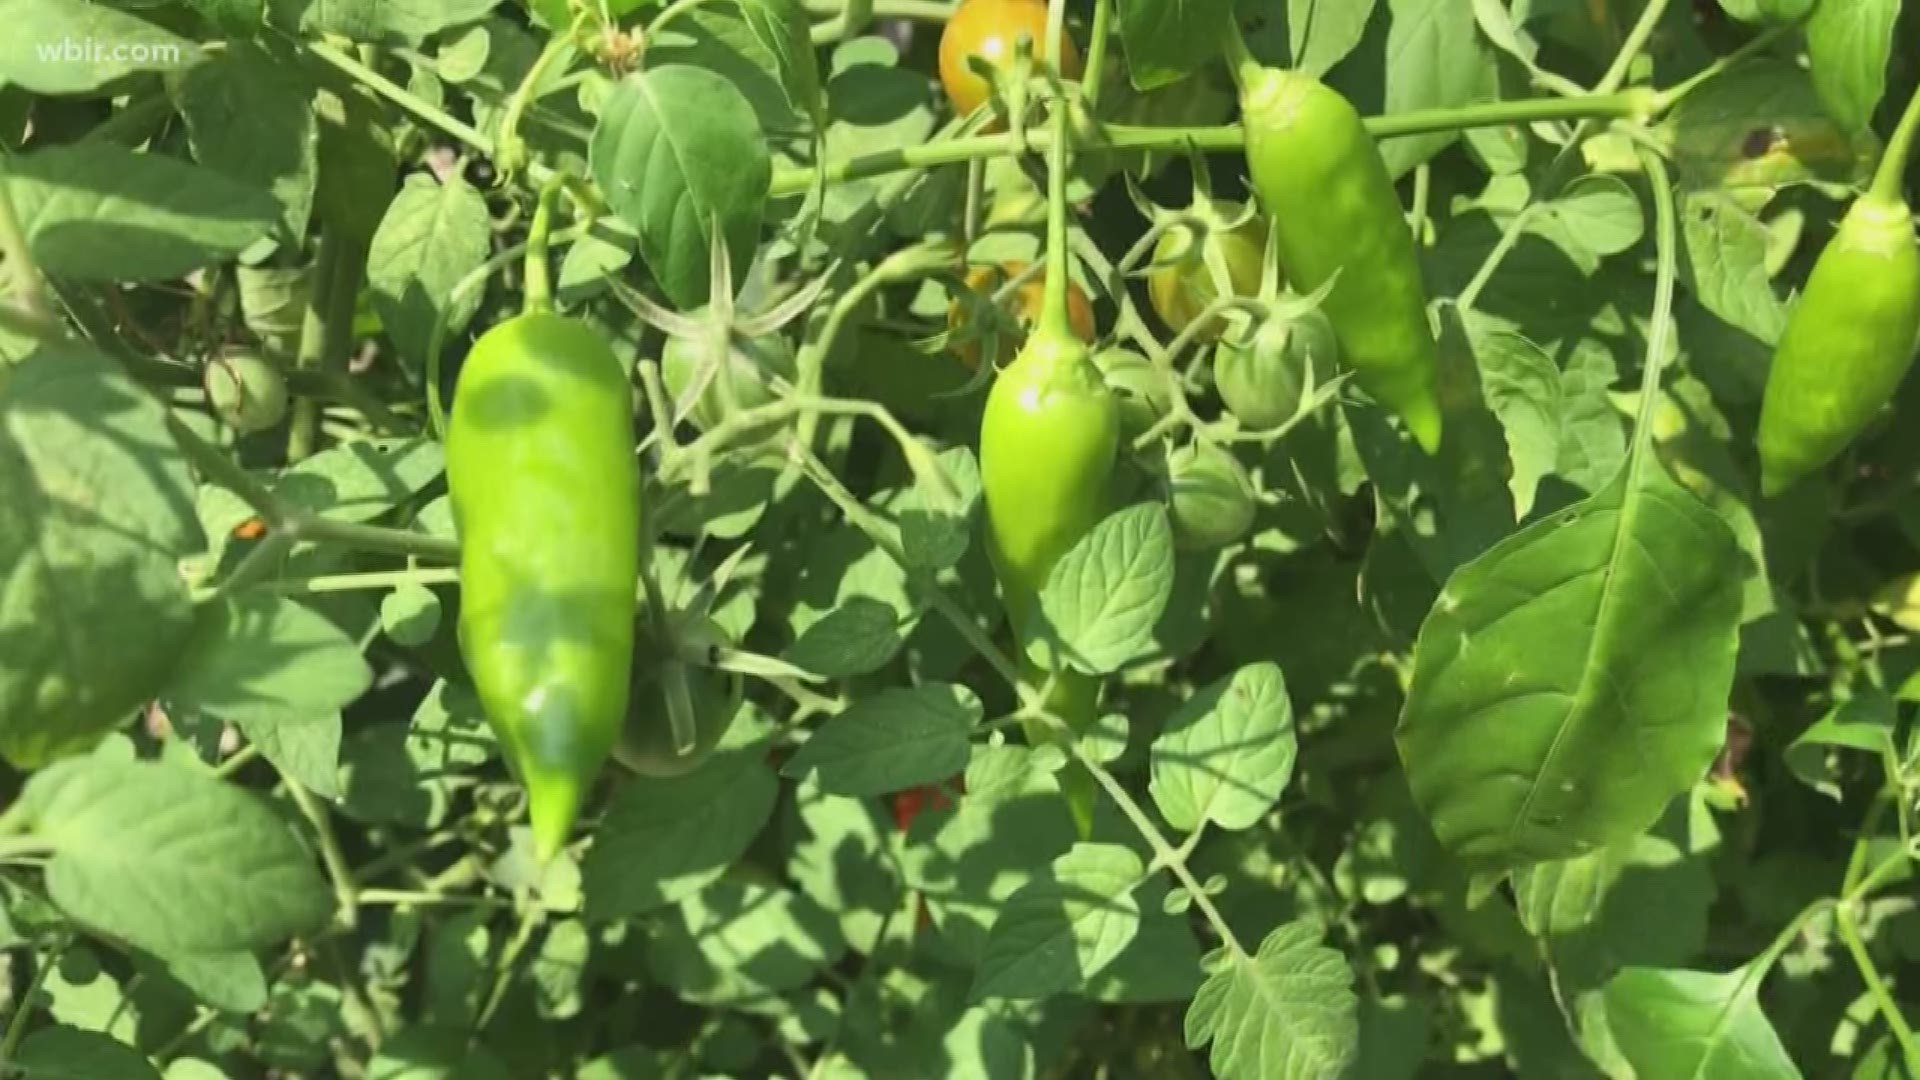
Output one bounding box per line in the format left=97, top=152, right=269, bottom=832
left=980, top=325, right=1118, bottom=828
left=1757, top=78, right=1920, bottom=497
left=447, top=310, right=641, bottom=861
left=1240, top=67, right=1443, bottom=453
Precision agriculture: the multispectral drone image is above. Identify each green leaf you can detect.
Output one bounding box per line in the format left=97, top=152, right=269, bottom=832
left=0, top=343, right=200, bottom=768
left=172, top=40, right=318, bottom=248
left=784, top=597, right=902, bottom=678
left=272, top=0, right=503, bottom=45
left=19, top=757, right=333, bottom=958
left=1039, top=503, right=1176, bottom=674
left=736, top=0, right=825, bottom=127
left=646, top=877, right=849, bottom=1006
left=1289, top=0, right=1378, bottom=77
left=895, top=447, right=982, bottom=573
left=0, top=0, right=201, bottom=94
left=6, top=143, right=279, bottom=282
left=590, top=65, right=770, bottom=308
left=1149, top=663, right=1297, bottom=832
left=170, top=594, right=373, bottom=733
left=780, top=685, right=978, bottom=797
left=971, top=843, right=1145, bottom=1001
left=157, top=949, right=268, bottom=1014
left=15, top=1025, right=162, bottom=1080
left=1805, top=0, right=1901, bottom=134
left=1603, top=965, right=1800, bottom=1079
left=274, top=437, right=445, bottom=523
left=365, top=1027, right=511, bottom=1079
left=1663, top=60, right=1877, bottom=192
left=1185, top=921, right=1359, bottom=1080
left=1680, top=190, right=1788, bottom=346
left=1783, top=690, right=1898, bottom=801
left=582, top=750, right=779, bottom=919
left=1379, top=0, right=1499, bottom=178
left=1116, top=0, right=1237, bottom=91
left=1396, top=453, right=1745, bottom=875
left=365, top=172, right=491, bottom=372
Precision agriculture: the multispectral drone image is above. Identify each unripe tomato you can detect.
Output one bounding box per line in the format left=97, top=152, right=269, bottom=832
left=1091, top=347, right=1174, bottom=440
left=1146, top=211, right=1268, bottom=341
left=660, top=328, right=797, bottom=431
left=1164, top=442, right=1256, bottom=550
left=938, top=0, right=1083, bottom=118
left=614, top=620, right=741, bottom=779
left=1213, top=308, right=1337, bottom=430
left=204, top=349, right=289, bottom=433
left=948, top=262, right=1097, bottom=370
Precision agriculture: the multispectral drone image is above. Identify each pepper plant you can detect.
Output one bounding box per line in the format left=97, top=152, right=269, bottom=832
left=1, top=0, right=1919, bottom=1077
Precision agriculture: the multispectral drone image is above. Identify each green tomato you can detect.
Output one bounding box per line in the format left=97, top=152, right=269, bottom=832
left=613, top=657, right=741, bottom=779
left=1146, top=208, right=1268, bottom=342
left=1214, top=308, right=1338, bottom=431
left=1164, top=442, right=1257, bottom=550
left=1092, top=347, right=1175, bottom=440
left=660, top=328, right=797, bottom=431
left=204, top=350, right=289, bottom=434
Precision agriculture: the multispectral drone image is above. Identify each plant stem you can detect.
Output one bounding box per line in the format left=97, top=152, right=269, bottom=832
left=1082, top=0, right=1113, bottom=108
left=1872, top=79, right=1920, bottom=205
left=766, top=94, right=1654, bottom=196
left=288, top=515, right=460, bottom=562
left=1597, top=0, right=1671, bottom=95
left=0, top=156, right=52, bottom=323
left=1629, top=144, right=1679, bottom=465
left=1040, top=44, right=1073, bottom=340
left=0, top=933, right=66, bottom=1062
left=285, top=776, right=360, bottom=931
left=523, top=174, right=566, bottom=315
left=1835, top=901, right=1920, bottom=1074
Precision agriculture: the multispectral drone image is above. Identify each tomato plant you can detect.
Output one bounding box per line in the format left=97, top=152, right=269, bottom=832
left=2, top=1, right=1919, bottom=1078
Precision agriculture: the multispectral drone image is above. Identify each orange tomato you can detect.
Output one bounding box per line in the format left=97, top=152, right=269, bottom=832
left=938, top=0, right=1083, bottom=118
left=948, top=262, right=1098, bottom=370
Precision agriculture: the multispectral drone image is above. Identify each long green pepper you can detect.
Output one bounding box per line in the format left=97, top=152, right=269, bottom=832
left=1757, top=82, right=1920, bottom=496
left=1239, top=65, right=1444, bottom=453
left=447, top=185, right=641, bottom=861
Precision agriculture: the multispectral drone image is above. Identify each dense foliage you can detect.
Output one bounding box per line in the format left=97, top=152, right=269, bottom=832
left=1, top=0, right=1919, bottom=1077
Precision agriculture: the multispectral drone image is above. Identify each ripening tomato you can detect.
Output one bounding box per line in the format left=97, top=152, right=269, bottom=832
left=1146, top=210, right=1269, bottom=342
left=938, top=0, right=1083, bottom=118
left=948, top=262, right=1097, bottom=370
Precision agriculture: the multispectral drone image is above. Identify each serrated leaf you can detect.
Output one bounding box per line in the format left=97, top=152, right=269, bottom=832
left=1039, top=503, right=1175, bottom=674
left=1185, top=921, right=1358, bottom=1080
left=971, top=843, right=1145, bottom=1001
left=589, top=65, right=770, bottom=308
left=1396, top=453, right=1744, bottom=874
left=1149, top=663, right=1297, bottom=832
left=781, top=685, right=978, bottom=797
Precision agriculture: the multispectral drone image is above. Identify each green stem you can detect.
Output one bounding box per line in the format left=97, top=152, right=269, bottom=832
left=766, top=94, right=1655, bottom=196
left=1629, top=145, right=1679, bottom=465
left=1221, top=17, right=1259, bottom=92
left=523, top=175, right=566, bottom=315
left=1835, top=902, right=1920, bottom=1074
left=1083, top=0, right=1113, bottom=108
left=1652, top=19, right=1799, bottom=114
left=261, top=566, right=461, bottom=596
left=289, top=236, right=362, bottom=462
left=1040, top=60, right=1072, bottom=340
left=0, top=154, right=52, bottom=323
left=289, top=515, right=460, bottom=562
left=495, top=21, right=579, bottom=176
left=285, top=776, right=360, bottom=931
left=1872, top=79, right=1920, bottom=205
left=304, top=39, right=492, bottom=157
left=0, top=934, right=69, bottom=1062
left=1597, top=0, right=1672, bottom=95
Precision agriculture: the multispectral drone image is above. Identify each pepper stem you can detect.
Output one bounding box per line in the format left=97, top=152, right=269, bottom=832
left=1039, top=46, right=1074, bottom=343
left=1221, top=19, right=1263, bottom=94
left=1871, top=79, right=1920, bottom=206
left=523, top=174, right=566, bottom=315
